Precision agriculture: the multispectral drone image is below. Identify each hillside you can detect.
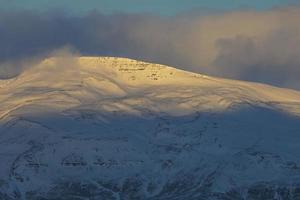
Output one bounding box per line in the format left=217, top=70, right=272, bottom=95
left=0, top=57, right=300, bottom=199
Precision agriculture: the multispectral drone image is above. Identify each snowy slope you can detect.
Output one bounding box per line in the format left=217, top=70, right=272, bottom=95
left=0, top=56, right=300, bottom=199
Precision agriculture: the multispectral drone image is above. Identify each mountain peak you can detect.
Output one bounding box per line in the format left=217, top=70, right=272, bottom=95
left=1, top=57, right=300, bottom=199
left=1, top=56, right=300, bottom=118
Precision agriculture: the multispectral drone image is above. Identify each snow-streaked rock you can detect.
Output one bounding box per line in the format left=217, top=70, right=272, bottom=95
left=0, top=57, right=300, bottom=199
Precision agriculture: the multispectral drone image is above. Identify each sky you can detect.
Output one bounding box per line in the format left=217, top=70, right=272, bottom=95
left=0, top=0, right=299, bottom=90
left=1, top=0, right=300, bottom=15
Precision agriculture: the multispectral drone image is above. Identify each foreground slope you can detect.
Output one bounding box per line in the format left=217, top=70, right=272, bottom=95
left=0, top=57, right=300, bottom=199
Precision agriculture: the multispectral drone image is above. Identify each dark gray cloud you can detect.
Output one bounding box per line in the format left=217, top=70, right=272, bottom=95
left=0, top=7, right=299, bottom=90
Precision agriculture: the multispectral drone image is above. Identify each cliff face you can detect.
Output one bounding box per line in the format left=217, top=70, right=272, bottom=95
left=0, top=57, right=300, bottom=199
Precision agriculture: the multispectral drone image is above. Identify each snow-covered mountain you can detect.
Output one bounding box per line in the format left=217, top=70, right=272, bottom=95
left=0, top=56, right=300, bottom=200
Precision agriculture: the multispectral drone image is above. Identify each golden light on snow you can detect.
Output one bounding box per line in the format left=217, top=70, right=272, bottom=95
left=1, top=56, right=300, bottom=119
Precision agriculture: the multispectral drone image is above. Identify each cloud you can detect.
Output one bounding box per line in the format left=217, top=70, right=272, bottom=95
left=0, top=45, right=78, bottom=79
left=0, top=7, right=299, bottom=89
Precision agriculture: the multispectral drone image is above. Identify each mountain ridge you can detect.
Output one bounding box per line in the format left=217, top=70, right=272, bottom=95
left=0, top=56, right=300, bottom=199
left=1, top=56, right=300, bottom=118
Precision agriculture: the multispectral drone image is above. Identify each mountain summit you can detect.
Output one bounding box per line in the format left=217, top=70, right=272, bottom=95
left=0, top=57, right=300, bottom=199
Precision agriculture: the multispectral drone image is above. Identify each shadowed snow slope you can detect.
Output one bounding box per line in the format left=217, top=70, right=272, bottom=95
left=0, top=57, right=300, bottom=199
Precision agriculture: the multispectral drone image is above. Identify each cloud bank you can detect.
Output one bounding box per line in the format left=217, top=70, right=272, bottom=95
left=0, top=7, right=299, bottom=89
